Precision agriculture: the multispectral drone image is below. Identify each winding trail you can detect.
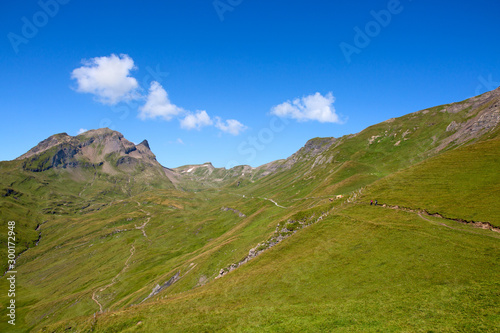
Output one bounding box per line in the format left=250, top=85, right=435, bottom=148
left=135, top=217, right=151, bottom=241
left=227, top=192, right=288, bottom=209
left=92, top=244, right=136, bottom=313
left=417, top=213, right=500, bottom=237
left=135, top=201, right=152, bottom=242
left=378, top=203, right=500, bottom=236
left=91, top=200, right=155, bottom=313
left=259, top=197, right=288, bottom=208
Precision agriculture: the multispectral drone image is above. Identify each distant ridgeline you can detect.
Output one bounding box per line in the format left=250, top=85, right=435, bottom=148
left=0, top=87, right=499, bottom=332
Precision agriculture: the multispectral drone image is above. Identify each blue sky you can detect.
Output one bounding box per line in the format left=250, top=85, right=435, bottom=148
left=1, top=0, right=499, bottom=168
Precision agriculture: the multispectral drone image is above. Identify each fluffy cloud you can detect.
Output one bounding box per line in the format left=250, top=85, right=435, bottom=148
left=270, top=92, right=341, bottom=123
left=71, top=54, right=139, bottom=105
left=77, top=128, right=88, bottom=135
left=215, top=117, right=248, bottom=135
left=139, top=81, right=184, bottom=121
left=180, top=110, right=213, bottom=130
left=71, top=54, right=248, bottom=135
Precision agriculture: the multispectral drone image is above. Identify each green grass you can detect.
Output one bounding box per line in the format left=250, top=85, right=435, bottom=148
left=38, top=205, right=500, bottom=332
left=362, top=137, right=500, bottom=224
left=1, top=91, right=499, bottom=332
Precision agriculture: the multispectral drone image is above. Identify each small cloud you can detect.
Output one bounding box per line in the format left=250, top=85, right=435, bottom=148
left=71, top=54, right=139, bottom=105
left=180, top=110, right=213, bottom=130
left=139, top=81, right=184, bottom=121
left=215, top=117, right=247, bottom=135
left=177, top=138, right=184, bottom=144
left=77, top=128, right=88, bottom=135
left=270, top=92, right=342, bottom=123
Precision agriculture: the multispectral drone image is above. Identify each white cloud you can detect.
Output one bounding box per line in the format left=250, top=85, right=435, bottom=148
left=139, top=81, right=184, bottom=121
left=176, top=138, right=184, bottom=144
left=270, top=92, right=341, bottom=123
left=77, top=128, right=88, bottom=135
left=71, top=54, right=139, bottom=105
left=180, top=110, right=213, bottom=130
left=71, top=53, right=248, bottom=135
left=215, top=117, right=248, bottom=135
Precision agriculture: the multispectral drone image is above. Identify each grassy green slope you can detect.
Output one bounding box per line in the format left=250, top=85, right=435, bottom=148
left=362, top=136, right=500, bottom=224
left=0, top=187, right=308, bottom=331
left=41, top=204, right=500, bottom=332
left=233, top=96, right=493, bottom=207
left=0, top=154, right=174, bottom=271
left=1, top=90, right=498, bottom=332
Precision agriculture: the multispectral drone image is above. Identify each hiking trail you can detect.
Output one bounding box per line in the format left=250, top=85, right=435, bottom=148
left=92, top=244, right=136, bottom=313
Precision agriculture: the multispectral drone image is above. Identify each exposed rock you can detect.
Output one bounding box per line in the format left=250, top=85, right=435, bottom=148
left=142, top=271, right=180, bottom=302
left=369, top=135, right=381, bottom=144
left=16, top=133, right=73, bottom=160
left=446, top=121, right=460, bottom=132
left=215, top=208, right=333, bottom=280
left=17, top=128, right=163, bottom=175
left=299, top=137, right=337, bottom=155
left=116, top=156, right=137, bottom=167
left=197, top=275, right=208, bottom=286
left=443, top=102, right=472, bottom=114
left=2, top=188, right=22, bottom=197
left=139, top=140, right=150, bottom=150
left=221, top=207, right=246, bottom=218
left=435, top=94, right=500, bottom=152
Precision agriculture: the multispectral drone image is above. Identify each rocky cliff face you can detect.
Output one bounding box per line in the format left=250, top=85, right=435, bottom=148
left=18, top=128, right=160, bottom=173
left=434, top=86, right=500, bottom=151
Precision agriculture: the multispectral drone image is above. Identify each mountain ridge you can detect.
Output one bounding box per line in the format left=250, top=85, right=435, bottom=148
left=12, top=86, right=499, bottom=184
left=1, top=87, right=499, bottom=332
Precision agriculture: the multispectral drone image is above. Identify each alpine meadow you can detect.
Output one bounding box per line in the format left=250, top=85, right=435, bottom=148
left=2, top=1, right=500, bottom=332
left=1, top=87, right=499, bottom=332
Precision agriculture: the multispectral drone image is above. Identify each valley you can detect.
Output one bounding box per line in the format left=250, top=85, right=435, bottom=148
left=0, top=87, right=499, bottom=332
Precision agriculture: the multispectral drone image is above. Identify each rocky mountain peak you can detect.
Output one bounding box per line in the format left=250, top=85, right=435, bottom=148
left=18, top=128, right=160, bottom=173
left=16, top=133, right=73, bottom=160
left=139, top=140, right=151, bottom=150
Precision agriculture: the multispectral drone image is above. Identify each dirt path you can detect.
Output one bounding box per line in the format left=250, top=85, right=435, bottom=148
left=135, top=216, right=151, bottom=241
left=227, top=192, right=288, bottom=209
left=378, top=203, right=500, bottom=236
left=259, top=197, right=288, bottom=208
left=91, top=200, right=154, bottom=313
left=135, top=201, right=152, bottom=241
left=417, top=213, right=500, bottom=238
left=92, top=244, right=136, bottom=313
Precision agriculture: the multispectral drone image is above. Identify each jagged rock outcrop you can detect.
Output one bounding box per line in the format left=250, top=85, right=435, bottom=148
left=216, top=209, right=332, bottom=279
left=257, top=137, right=337, bottom=177
left=435, top=86, right=500, bottom=152
left=142, top=271, right=180, bottom=303
left=18, top=128, right=160, bottom=173
left=221, top=206, right=246, bottom=218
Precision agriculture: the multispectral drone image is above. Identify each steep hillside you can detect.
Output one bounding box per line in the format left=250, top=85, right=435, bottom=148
left=0, top=88, right=499, bottom=332
left=0, top=129, right=174, bottom=274
left=170, top=163, right=255, bottom=190
left=231, top=86, right=500, bottom=204
left=38, top=203, right=500, bottom=332
left=171, top=86, right=499, bottom=197
left=362, top=136, right=500, bottom=223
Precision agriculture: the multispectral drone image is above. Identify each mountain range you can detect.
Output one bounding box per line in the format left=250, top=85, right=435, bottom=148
left=0, top=87, right=499, bottom=332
